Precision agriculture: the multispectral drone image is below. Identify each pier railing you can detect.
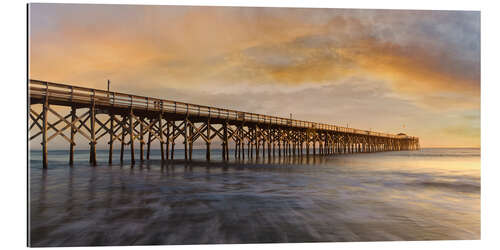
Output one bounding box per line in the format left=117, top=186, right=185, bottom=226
left=29, top=79, right=416, bottom=140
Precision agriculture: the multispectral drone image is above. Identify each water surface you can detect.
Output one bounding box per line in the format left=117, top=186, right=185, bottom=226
left=29, top=148, right=480, bottom=246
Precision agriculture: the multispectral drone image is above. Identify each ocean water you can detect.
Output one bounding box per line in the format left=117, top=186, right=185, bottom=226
left=28, top=148, right=480, bottom=246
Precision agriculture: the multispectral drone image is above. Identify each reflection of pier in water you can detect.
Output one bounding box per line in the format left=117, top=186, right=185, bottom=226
left=29, top=79, right=420, bottom=169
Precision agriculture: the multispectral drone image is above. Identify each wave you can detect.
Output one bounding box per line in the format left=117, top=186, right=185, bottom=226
left=398, top=153, right=480, bottom=157
left=411, top=181, right=480, bottom=193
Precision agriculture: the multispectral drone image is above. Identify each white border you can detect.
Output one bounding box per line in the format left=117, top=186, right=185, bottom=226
left=1, top=0, right=499, bottom=250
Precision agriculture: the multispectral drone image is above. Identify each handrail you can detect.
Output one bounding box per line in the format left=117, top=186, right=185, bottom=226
left=28, top=79, right=418, bottom=140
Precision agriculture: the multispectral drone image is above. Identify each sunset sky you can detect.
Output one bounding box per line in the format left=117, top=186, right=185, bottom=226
left=29, top=4, right=480, bottom=148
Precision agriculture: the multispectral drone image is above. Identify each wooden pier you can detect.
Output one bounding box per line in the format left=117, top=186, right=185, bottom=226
left=29, top=79, right=420, bottom=169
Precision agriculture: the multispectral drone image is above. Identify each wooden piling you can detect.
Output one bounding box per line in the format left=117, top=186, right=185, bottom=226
left=89, top=98, right=97, bottom=166
left=42, top=96, right=48, bottom=169
left=248, top=141, right=252, bottom=159
left=255, top=127, right=260, bottom=159
left=184, top=118, right=188, bottom=160
left=262, top=138, right=266, bottom=159
left=129, top=111, right=135, bottom=165
left=165, top=121, right=170, bottom=160
left=108, top=114, right=114, bottom=164
left=159, top=113, right=164, bottom=161
left=189, top=122, right=193, bottom=160
left=223, top=122, right=228, bottom=161
left=206, top=119, right=211, bottom=161
left=69, top=106, right=76, bottom=165
left=140, top=117, right=144, bottom=161
left=170, top=142, right=175, bottom=159
left=313, top=139, right=316, bottom=155
left=242, top=140, right=245, bottom=160
left=146, top=117, right=152, bottom=160
left=120, top=116, right=125, bottom=163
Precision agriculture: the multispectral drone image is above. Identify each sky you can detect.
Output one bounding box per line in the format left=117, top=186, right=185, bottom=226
left=29, top=4, right=480, bottom=148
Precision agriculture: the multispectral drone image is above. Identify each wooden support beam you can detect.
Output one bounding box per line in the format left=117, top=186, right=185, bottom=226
left=29, top=108, right=43, bottom=132
left=46, top=109, right=76, bottom=143
left=94, top=117, right=111, bottom=139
